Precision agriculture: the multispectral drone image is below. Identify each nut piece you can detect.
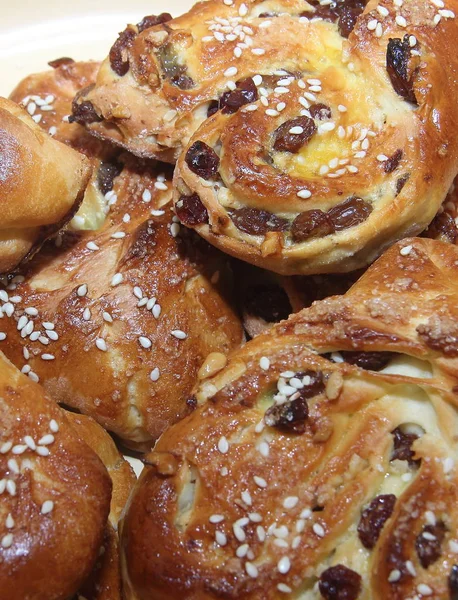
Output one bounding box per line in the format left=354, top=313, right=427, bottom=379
left=198, top=352, right=228, bottom=380
left=325, top=371, right=344, bottom=400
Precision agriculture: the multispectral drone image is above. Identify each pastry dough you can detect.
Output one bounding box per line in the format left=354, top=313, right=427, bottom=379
left=0, top=97, right=92, bottom=274
left=0, top=351, right=111, bottom=600
left=121, top=238, right=458, bottom=599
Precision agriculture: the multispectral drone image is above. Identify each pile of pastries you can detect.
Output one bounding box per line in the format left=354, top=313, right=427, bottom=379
left=1, top=0, right=458, bottom=597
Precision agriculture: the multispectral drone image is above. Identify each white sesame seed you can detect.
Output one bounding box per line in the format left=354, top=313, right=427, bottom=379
left=433, top=13, right=442, bottom=24
left=155, top=181, right=168, bottom=191
left=409, top=35, right=417, bottom=47
left=102, top=311, right=113, bottom=323
left=41, top=500, right=54, bottom=515
left=377, top=5, right=389, bottom=16
left=234, top=47, right=242, bottom=58
left=3, top=303, right=14, bottom=317
left=224, top=66, right=238, bottom=78
left=260, top=96, right=269, bottom=107
left=388, top=569, right=401, bottom=582
left=96, top=338, right=107, bottom=352
left=245, top=562, right=258, bottom=578
left=86, top=241, right=99, bottom=251
left=400, top=245, right=412, bottom=256
left=405, top=560, right=416, bottom=576
left=251, top=48, right=265, bottom=55
left=236, top=543, right=249, bottom=558
left=375, top=22, right=383, bottom=37
left=32, top=114, right=42, bottom=124
left=111, top=231, right=126, bottom=239
left=218, top=436, right=229, bottom=454
left=234, top=525, right=246, bottom=542
left=318, top=122, right=335, bottom=134
left=6, top=480, right=16, bottom=495
left=138, top=298, right=148, bottom=307
left=17, top=316, right=28, bottom=331
left=38, top=434, right=54, bottom=446
left=367, top=18, right=378, bottom=30
left=48, top=126, right=57, bottom=136
left=111, top=273, right=123, bottom=287
left=241, top=490, right=252, bottom=506
left=0, top=333, right=6, bottom=341
left=171, top=223, right=180, bottom=237
left=25, top=307, right=38, bottom=316
left=41, top=354, right=55, bottom=361
left=22, top=322, right=34, bottom=338
left=171, top=330, right=187, bottom=340
left=303, top=91, right=317, bottom=102
left=444, top=457, right=454, bottom=473
left=395, top=15, right=407, bottom=27
left=83, top=308, right=91, bottom=321
left=258, top=442, right=269, bottom=457
left=36, top=446, right=50, bottom=456
left=417, top=584, right=433, bottom=596
left=289, top=126, right=304, bottom=135
left=277, top=556, right=291, bottom=574
left=28, top=372, right=39, bottom=383
left=252, top=75, right=263, bottom=86
left=377, top=154, right=388, bottom=162
left=133, top=286, right=143, bottom=299
left=277, top=584, right=292, bottom=593
left=139, top=336, right=152, bottom=349
left=141, top=189, right=152, bottom=203
left=5, top=514, right=14, bottom=529
left=239, top=3, right=248, bottom=16
left=8, top=458, right=19, bottom=473
left=215, top=530, right=227, bottom=545
left=146, top=298, right=157, bottom=310
left=283, top=496, right=299, bottom=509
left=49, top=419, right=59, bottom=433
left=259, top=356, right=270, bottom=370
left=1, top=534, right=13, bottom=548
left=254, top=475, right=267, bottom=488
left=266, top=109, right=279, bottom=117
left=27, top=102, right=36, bottom=115
left=449, top=540, right=458, bottom=553
left=152, top=304, right=162, bottom=319
left=0, top=290, right=8, bottom=302
left=296, top=188, right=312, bottom=200
left=77, top=284, right=88, bottom=297
left=439, top=8, right=455, bottom=17
left=313, top=523, right=325, bottom=537
left=150, top=368, right=160, bottom=382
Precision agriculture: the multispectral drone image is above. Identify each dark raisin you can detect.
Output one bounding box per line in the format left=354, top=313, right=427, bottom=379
left=339, top=351, right=394, bottom=371
left=158, top=43, right=195, bottom=89
left=48, top=57, right=75, bottom=69
left=137, top=13, right=172, bottom=33
left=294, top=370, right=325, bottom=398
left=219, top=78, right=258, bottom=114
left=319, top=565, right=362, bottom=600
left=415, top=521, right=446, bottom=568
left=97, top=161, right=122, bottom=195
left=309, top=103, right=332, bottom=120
left=231, top=207, right=288, bottom=235
left=386, top=37, right=418, bottom=104
left=244, top=284, right=292, bottom=322
left=175, top=193, right=209, bottom=226
left=391, top=427, right=421, bottom=468
left=207, top=100, right=219, bottom=117
left=449, top=565, right=458, bottom=600
left=273, top=117, right=317, bottom=153
left=171, top=74, right=195, bottom=90
left=264, top=396, right=309, bottom=434
left=384, top=149, right=403, bottom=173
left=185, top=141, right=220, bottom=180
left=186, top=396, right=198, bottom=410
left=291, top=210, right=335, bottom=242
left=338, top=2, right=365, bottom=38
left=70, top=86, right=101, bottom=125
left=328, top=197, right=372, bottom=231
left=258, top=11, right=278, bottom=17
left=357, top=494, right=396, bottom=549
left=396, top=173, right=410, bottom=195
left=423, top=212, right=458, bottom=244
left=109, top=27, right=137, bottom=76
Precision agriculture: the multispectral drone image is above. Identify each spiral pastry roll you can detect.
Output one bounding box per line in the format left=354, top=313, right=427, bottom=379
left=0, top=352, right=111, bottom=600
left=121, top=238, right=458, bottom=599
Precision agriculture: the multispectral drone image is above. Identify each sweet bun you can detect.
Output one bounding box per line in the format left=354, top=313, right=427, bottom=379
left=170, top=0, right=458, bottom=273
left=121, top=238, right=458, bottom=599
left=0, top=351, right=111, bottom=600
left=0, top=97, right=92, bottom=274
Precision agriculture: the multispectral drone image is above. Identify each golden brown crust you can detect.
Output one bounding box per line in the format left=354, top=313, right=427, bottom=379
left=0, top=97, right=92, bottom=274
left=0, top=351, right=111, bottom=600
left=121, top=238, right=458, bottom=599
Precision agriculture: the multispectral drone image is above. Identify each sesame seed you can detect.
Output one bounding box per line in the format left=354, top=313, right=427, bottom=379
left=253, top=75, right=263, bottom=86
left=146, top=298, right=157, bottom=310
left=318, top=122, right=335, bottom=133
left=0, top=290, right=7, bottom=302
left=111, top=273, right=123, bottom=287
left=259, top=356, right=270, bottom=370
left=17, top=316, right=28, bottom=331
left=405, top=560, right=416, bottom=576
left=395, top=15, right=407, bottom=27
left=224, top=66, right=238, bottom=78
left=266, top=109, right=279, bottom=117
left=278, top=584, right=292, bottom=593
left=283, top=496, right=299, bottom=509
left=400, top=245, right=412, bottom=256
left=36, top=446, right=49, bottom=456
left=142, top=189, right=152, bottom=203
left=417, top=584, right=433, bottom=596
left=3, top=303, right=14, bottom=317
left=297, top=188, right=312, bottom=198
left=409, top=35, right=417, bottom=47
left=242, top=490, right=252, bottom=505
left=32, top=114, right=42, bottom=124
left=103, top=311, right=113, bottom=323
left=83, top=308, right=91, bottom=321
left=260, top=96, right=269, bottom=107
left=234, top=47, right=242, bottom=58
left=1, top=534, right=13, bottom=548
left=137, top=298, right=148, bottom=307
left=77, top=284, right=88, bottom=297
left=251, top=48, right=265, bottom=55
left=96, top=338, right=107, bottom=352
left=289, top=126, right=304, bottom=135
left=111, top=231, right=126, bottom=239
left=388, top=569, right=401, bottom=582
left=41, top=500, right=54, bottom=515
left=86, top=241, right=99, bottom=251
left=258, top=442, right=269, bottom=457
left=8, top=458, right=19, bottom=473
left=277, top=556, right=291, bottom=574
left=254, top=475, right=267, bottom=488
left=431, top=0, right=445, bottom=6
left=0, top=333, right=6, bottom=341
left=25, top=307, right=38, bottom=316
left=449, top=540, right=458, bottom=553
left=439, top=8, right=455, bottom=17
left=215, top=531, right=227, bottom=545
left=433, top=13, right=442, bottom=24
left=227, top=80, right=237, bottom=91
left=375, top=22, right=383, bottom=36
left=239, top=3, right=248, bottom=16
left=6, top=480, right=16, bottom=495
left=236, top=543, right=249, bottom=558
left=150, top=368, right=160, bottom=382
left=377, top=5, right=389, bottom=15
left=233, top=525, right=246, bottom=542
left=27, top=102, right=36, bottom=115
left=276, top=102, right=286, bottom=111
left=48, top=126, right=57, bottom=136
left=49, top=420, right=59, bottom=433
left=155, top=181, right=168, bottom=191
left=218, top=436, right=229, bottom=454
left=123, top=213, right=131, bottom=223
left=28, top=372, right=39, bottom=383
left=249, top=513, right=262, bottom=522
left=245, top=562, right=258, bottom=578
left=171, top=330, right=187, bottom=340
left=337, top=104, right=347, bottom=112
left=425, top=510, right=436, bottom=525
left=367, top=19, right=378, bottom=30
left=38, top=434, right=54, bottom=445
left=5, top=514, right=14, bottom=529
left=139, top=336, right=152, bottom=349
left=171, top=223, right=180, bottom=237
left=313, top=523, right=325, bottom=537
left=152, top=304, right=162, bottom=319
left=41, top=354, right=55, bottom=361
left=444, top=457, right=454, bottom=473
left=133, top=286, right=143, bottom=299
left=377, top=154, right=388, bottom=162
left=22, top=322, right=34, bottom=337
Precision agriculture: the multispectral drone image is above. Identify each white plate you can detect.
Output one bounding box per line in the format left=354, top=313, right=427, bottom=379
left=0, top=0, right=190, bottom=97
left=0, top=1, right=193, bottom=476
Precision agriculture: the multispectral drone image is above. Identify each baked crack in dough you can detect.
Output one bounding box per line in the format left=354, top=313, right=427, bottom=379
left=1, top=62, right=243, bottom=449
left=121, top=238, right=458, bottom=599
left=0, top=352, right=111, bottom=600
left=0, top=97, right=92, bottom=274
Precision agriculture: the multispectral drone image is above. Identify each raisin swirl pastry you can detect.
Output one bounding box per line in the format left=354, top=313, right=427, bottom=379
left=0, top=351, right=112, bottom=600
left=172, top=0, right=458, bottom=274
left=121, top=238, right=458, bottom=599
left=0, top=97, right=92, bottom=274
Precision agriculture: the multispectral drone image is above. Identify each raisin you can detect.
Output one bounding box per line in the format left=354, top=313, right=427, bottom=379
left=386, top=37, right=418, bottom=104
left=328, top=197, right=372, bottom=231
left=337, top=1, right=366, bottom=38
left=391, top=427, right=420, bottom=468
left=137, top=13, right=172, bottom=33
left=384, top=149, right=403, bottom=173
left=171, top=74, right=194, bottom=89
left=273, top=116, right=317, bottom=153
left=219, top=78, right=258, bottom=114
left=207, top=100, right=219, bottom=117
left=97, top=161, right=122, bottom=195
left=158, top=44, right=195, bottom=89
left=357, top=494, right=396, bottom=549
left=424, top=212, right=458, bottom=244
left=264, top=396, right=309, bottom=434
left=185, top=141, right=220, bottom=180
left=319, top=565, right=362, bottom=600
left=295, top=370, right=325, bottom=398
left=244, top=284, right=292, bottom=322
left=109, top=27, right=137, bottom=76
left=230, top=207, right=288, bottom=235
left=449, top=565, right=458, bottom=600
left=70, top=86, right=101, bottom=125
left=396, top=173, right=410, bottom=195
left=291, top=210, right=334, bottom=242
left=339, top=351, right=394, bottom=371
left=309, top=103, right=332, bottom=120
left=48, top=57, right=74, bottom=68
left=175, top=193, right=209, bottom=226
left=415, top=521, right=446, bottom=568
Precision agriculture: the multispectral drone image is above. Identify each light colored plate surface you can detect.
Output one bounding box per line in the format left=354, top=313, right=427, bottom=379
left=0, top=0, right=190, bottom=96
left=0, top=1, right=193, bottom=475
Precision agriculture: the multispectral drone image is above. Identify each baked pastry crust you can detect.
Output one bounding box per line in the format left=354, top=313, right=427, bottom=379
left=0, top=97, right=92, bottom=274
left=0, top=351, right=111, bottom=600
left=121, top=237, right=458, bottom=599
